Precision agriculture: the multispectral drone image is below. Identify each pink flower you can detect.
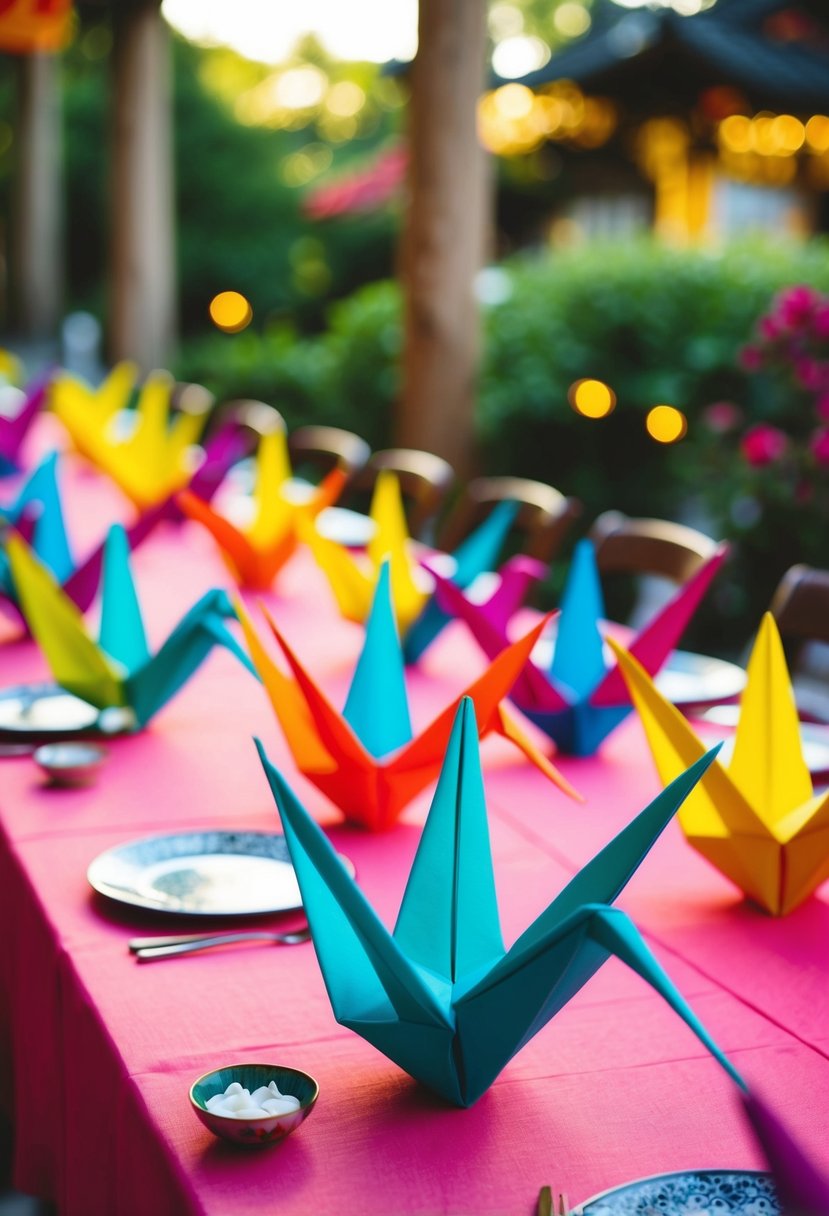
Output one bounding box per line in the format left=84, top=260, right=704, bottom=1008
left=812, top=304, right=829, bottom=341
left=702, top=401, right=743, bottom=433
left=795, top=357, right=822, bottom=391
left=759, top=315, right=781, bottom=342
left=740, top=344, right=763, bottom=371
left=816, top=392, right=829, bottom=421
left=776, top=285, right=817, bottom=330
left=740, top=423, right=789, bottom=466
left=810, top=427, right=829, bottom=467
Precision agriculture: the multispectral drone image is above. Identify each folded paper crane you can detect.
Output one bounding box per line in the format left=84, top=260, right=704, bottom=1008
left=301, top=470, right=429, bottom=634
left=238, top=561, right=579, bottom=830
left=403, top=500, right=548, bottom=664
left=6, top=525, right=253, bottom=727
left=178, top=428, right=348, bottom=590
left=0, top=375, right=48, bottom=474
left=611, top=614, right=829, bottom=915
left=255, top=699, right=742, bottom=1106
left=430, top=538, right=728, bottom=756
left=51, top=363, right=208, bottom=510
left=0, top=452, right=160, bottom=629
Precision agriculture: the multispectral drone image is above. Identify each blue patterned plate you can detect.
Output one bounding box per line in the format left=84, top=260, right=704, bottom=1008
left=577, top=1170, right=779, bottom=1214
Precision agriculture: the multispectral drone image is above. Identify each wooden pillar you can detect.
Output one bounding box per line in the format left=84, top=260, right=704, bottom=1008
left=14, top=52, right=62, bottom=336
left=110, top=0, right=175, bottom=370
left=398, top=0, right=489, bottom=477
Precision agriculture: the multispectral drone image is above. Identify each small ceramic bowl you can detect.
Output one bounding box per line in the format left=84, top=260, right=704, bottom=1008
left=33, top=742, right=108, bottom=787
left=189, top=1063, right=319, bottom=1147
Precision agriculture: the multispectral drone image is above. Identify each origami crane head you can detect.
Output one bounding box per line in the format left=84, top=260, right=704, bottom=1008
left=51, top=363, right=207, bottom=510
left=6, top=525, right=254, bottom=727
left=430, top=537, right=728, bottom=756
left=612, top=614, right=829, bottom=916
left=403, top=500, right=548, bottom=664
left=178, top=427, right=348, bottom=590
left=0, top=375, right=48, bottom=474
left=238, top=560, right=579, bottom=830
left=255, top=699, right=741, bottom=1106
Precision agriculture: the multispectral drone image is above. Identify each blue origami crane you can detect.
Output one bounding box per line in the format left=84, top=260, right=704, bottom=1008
left=429, top=537, right=728, bottom=756
left=403, top=501, right=546, bottom=664
left=255, top=699, right=743, bottom=1107
left=6, top=523, right=254, bottom=726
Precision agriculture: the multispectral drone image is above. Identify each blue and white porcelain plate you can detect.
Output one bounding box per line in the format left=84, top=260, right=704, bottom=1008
left=577, top=1170, right=779, bottom=1214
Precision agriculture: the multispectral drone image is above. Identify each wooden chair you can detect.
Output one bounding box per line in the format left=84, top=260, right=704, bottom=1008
left=589, top=511, right=719, bottom=584
left=770, top=564, right=829, bottom=722
left=171, top=381, right=216, bottom=420
left=349, top=447, right=456, bottom=541
left=288, top=425, right=371, bottom=481
left=439, top=476, right=581, bottom=564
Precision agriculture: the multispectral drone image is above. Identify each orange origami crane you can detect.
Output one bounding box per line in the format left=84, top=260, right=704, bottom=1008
left=612, top=614, right=829, bottom=916
left=300, top=470, right=430, bottom=634
left=178, top=428, right=347, bottom=590
left=51, top=363, right=208, bottom=510
left=238, top=563, right=580, bottom=830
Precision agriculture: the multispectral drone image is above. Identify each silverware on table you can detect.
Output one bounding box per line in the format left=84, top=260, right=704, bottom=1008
left=538, top=1186, right=570, bottom=1215
left=129, top=926, right=312, bottom=960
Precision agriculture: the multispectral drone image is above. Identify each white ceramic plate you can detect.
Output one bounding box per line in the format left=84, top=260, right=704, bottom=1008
left=88, top=829, right=355, bottom=917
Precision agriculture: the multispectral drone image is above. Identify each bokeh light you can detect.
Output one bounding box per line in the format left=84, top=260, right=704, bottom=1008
left=646, top=404, right=687, bottom=443
left=569, top=379, right=616, bottom=418
left=209, top=291, right=253, bottom=333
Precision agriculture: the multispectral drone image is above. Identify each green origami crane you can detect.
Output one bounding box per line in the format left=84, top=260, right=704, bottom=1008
left=256, top=699, right=743, bottom=1107
left=6, top=524, right=253, bottom=727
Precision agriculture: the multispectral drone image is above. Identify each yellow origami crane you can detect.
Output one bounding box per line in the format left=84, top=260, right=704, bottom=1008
left=51, top=363, right=206, bottom=510
left=611, top=614, right=829, bottom=916
left=301, top=470, right=428, bottom=634
left=178, top=428, right=347, bottom=590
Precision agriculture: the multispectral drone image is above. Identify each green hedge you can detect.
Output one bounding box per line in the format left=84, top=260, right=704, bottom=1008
left=176, top=237, right=829, bottom=651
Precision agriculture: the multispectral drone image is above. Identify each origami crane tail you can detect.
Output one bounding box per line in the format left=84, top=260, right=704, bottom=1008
left=479, top=556, right=548, bottom=633
left=5, top=533, right=125, bottom=710
left=589, top=906, right=745, bottom=1088
left=300, top=515, right=373, bottom=623
left=188, top=425, right=251, bottom=503
left=98, top=525, right=149, bottom=676
left=12, top=451, right=74, bottom=584
left=255, top=738, right=451, bottom=1029
left=494, top=705, right=583, bottom=801
left=124, top=590, right=255, bottom=726
left=590, top=543, right=729, bottom=708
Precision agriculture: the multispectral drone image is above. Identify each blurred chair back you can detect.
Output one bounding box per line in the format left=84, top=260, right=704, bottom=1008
left=440, top=476, right=581, bottom=564
left=288, top=425, right=371, bottom=481
left=589, top=511, right=718, bottom=584
left=770, top=564, right=829, bottom=722
left=171, top=381, right=216, bottom=421
left=350, top=447, right=456, bottom=541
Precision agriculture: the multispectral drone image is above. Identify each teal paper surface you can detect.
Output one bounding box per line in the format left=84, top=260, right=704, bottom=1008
left=0, top=452, right=72, bottom=592
left=343, top=561, right=412, bottom=757
left=255, top=702, right=743, bottom=1106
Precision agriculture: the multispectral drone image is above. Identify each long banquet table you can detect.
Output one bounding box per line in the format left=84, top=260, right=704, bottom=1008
left=1, top=441, right=828, bottom=1215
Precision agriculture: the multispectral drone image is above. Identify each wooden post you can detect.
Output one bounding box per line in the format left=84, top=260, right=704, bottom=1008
left=13, top=52, right=62, bottom=337
left=110, top=0, right=175, bottom=370
left=398, top=0, right=489, bottom=477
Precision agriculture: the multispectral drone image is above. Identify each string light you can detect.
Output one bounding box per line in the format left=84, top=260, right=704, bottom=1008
left=209, top=291, right=253, bottom=333
left=646, top=405, right=687, bottom=444
left=569, top=379, right=616, bottom=418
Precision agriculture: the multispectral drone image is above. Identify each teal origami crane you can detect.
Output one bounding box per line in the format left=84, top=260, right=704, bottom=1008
left=430, top=537, right=728, bottom=756
left=0, top=452, right=72, bottom=593
left=6, top=524, right=254, bottom=727
left=255, top=699, right=743, bottom=1107
left=403, top=501, right=546, bottom=664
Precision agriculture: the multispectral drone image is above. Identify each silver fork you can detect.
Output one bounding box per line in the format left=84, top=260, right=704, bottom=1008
left=129, top=926, right=312, bottom=961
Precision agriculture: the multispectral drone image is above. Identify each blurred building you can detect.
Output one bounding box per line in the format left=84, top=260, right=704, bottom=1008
left=485, top=0, right=829, bottom=246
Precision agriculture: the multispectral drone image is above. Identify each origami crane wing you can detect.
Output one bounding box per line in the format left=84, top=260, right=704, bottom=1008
left=51, top=362, right=138, bottom=462
left=0, top=376, right=48, bottom=473
left=403, top=501, right=523, bottom=662
left=125, top=588, right=255, bottom=727
left=590, top=543, right=729, bottom=707
left=611, top=628, right=829, bottom=915
left=256, top=701, right=741, bottom=1107
left=5, top=533, right=125, bottom=709
left=304, top=471, right=428, bottom=633
left=1, top=451, right=73, bottom=585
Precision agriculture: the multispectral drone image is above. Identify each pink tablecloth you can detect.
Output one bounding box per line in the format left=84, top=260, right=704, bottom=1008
left=1, top=443, right=828, bottom=1216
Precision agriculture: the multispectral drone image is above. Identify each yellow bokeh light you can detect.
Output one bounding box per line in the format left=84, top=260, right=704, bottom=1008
left=646, top=404, right=687, bottom=444
left=209, top=291, right=253, bottom=334
left=718, top=114, right=752, bottom=154
left=770, top=114, right=805, bottom=154
left=554, top=2, right=591, bottom=37
left=493, top=83, right=535, bottom=120
left=326, top=80, right=366, bottom=118
left=806, top=115, right=829, bottom=154
left=569, top=378, right=616, bottom=419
